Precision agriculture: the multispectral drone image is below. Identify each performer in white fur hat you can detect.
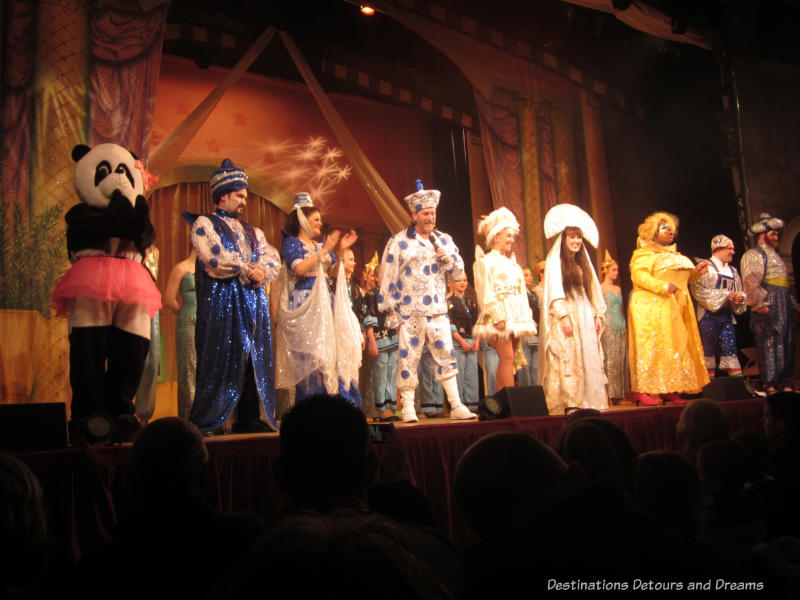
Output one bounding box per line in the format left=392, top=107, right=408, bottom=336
left=472, top=207, right=537, bottom=393
left=741, top=213, right=798, bottom=394
left=377, top=179, right=477, bottom=422
left=539, top=203, right=608, bottom=414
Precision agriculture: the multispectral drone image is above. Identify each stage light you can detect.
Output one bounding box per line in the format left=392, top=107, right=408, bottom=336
left=360, top=4, right=375, bottom=16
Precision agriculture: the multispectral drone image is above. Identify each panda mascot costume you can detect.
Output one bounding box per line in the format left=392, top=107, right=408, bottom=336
left=52, top=143, right=162, bottom=441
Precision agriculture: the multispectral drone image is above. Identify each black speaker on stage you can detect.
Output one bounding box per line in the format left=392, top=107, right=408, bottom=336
left=0, top=402, right=68, bottom=452
left=478, top=386, right=549, bottom=420
left=701, top=377, right=758, bottom=402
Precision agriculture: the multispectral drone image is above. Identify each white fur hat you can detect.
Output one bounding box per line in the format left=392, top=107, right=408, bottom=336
left=543, top=203, right=599, bottom=248
left=477, top=207, right=520, bottom=249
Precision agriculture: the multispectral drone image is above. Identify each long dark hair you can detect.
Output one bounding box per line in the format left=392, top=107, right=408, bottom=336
left=560, top=227, right=592, bottom=298
left=284, top=206, right=320, bottom=237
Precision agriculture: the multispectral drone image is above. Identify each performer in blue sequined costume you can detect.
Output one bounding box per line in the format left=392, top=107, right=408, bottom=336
left=741, top=214, right=798, bottom=394
left=186, top=159, right=281, bottom=433
left=690, top=235, right=747, bottom=379
left=275, top=193, right=362, bottom=407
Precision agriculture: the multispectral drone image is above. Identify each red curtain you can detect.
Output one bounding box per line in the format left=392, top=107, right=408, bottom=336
left=1, top=0, right=36, bottom=214
left=88, top=4, right=168, bottom=158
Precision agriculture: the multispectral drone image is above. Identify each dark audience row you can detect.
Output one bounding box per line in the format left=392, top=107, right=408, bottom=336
left=2, top=392, right=800, bottom=599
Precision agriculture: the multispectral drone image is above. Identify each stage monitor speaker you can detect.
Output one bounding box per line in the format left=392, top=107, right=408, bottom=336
left=478, top=386, right=549, bottom=420
left=0, top=402, right=68, bottom=452
left=701, top=377, right=758, bottom=403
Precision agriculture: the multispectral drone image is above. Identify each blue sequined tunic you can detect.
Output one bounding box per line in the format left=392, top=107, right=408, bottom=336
left=281, top=235, right=362, bottom=407
left=188, top=209, right=281, bottom=430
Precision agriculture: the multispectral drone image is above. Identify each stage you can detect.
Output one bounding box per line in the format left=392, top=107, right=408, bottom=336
left=19, top=397, right=765, bottom=562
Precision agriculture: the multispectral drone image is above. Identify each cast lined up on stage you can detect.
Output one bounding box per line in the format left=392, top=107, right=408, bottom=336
left=377, top=180, right=478, bottom=423
left=600, top=251, right=630, bottom=404
left=690, top=235, right=747, bottom=379
left=275, top=193, right=362, bottom=407
left=187, top=160, right=281, bottom=434
left=539, top=204, right=608, bottom=414
left=741, top=213, right=798, bottom=394
left=473, top=207, right=537, bottom=393
left=628, top=212, right=709, bottom=406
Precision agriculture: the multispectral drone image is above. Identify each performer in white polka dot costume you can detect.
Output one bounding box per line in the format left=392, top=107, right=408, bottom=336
left=378, top=180, right=478, bottom=423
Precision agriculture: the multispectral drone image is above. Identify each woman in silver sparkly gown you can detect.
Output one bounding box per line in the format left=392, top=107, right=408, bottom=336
left=165, top=250, right=197, bottom=419
left=600, top=252, right=630, bottom=404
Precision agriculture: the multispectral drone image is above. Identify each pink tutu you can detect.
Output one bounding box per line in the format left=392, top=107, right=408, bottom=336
left=52, top=256, right=162, bottom=318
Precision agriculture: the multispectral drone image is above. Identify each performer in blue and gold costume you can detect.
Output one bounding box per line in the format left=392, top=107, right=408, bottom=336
left=741, top=213, right=798, bottom=394
left=185, top=159, right=281, bottom=433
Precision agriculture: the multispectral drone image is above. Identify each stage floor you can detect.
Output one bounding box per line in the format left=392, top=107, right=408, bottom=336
left=19, top=397, right=765, bottom=562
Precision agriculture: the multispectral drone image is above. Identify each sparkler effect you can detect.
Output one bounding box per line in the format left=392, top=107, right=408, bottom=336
left=258, top=136, right=353, bottom=209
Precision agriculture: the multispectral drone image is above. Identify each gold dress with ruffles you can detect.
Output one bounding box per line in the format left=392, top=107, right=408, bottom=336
left=627, top=242, right=709, bottom=394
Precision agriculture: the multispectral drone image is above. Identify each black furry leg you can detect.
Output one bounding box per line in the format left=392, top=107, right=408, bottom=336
left=69, top=326, right=111, bottom=420
left=104, top=327, right=150, bottom=417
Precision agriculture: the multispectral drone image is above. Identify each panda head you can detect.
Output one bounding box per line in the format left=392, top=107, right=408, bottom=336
left=72, top=143, right=144, bottom=208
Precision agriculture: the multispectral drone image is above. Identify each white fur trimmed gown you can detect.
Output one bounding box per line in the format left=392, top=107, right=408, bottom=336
left=472, top=248, right=537, bottom=341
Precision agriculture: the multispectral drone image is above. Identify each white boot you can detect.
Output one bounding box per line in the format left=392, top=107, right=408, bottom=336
left=441, top=376, right=477, bottom=420
left=400, top=389, right=418, bottom=423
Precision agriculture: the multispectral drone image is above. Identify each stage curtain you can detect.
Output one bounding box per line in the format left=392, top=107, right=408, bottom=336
left=1, top=0, right=36, bottom=216
left=148, top=182, right=285, bottom=383
left=473, top=90, right=527, bottom=261
left=88, top=3, right=168, bottom=158
left=279, top=31, right=409, bottom=234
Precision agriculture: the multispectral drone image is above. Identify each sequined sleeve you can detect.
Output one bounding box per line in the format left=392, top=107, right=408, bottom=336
left=192, top=216, right=246, bottom=280
left=255, top=228, right=280, bottom=285
left=732, top=269, right=747, bottom=315
left=740, top=249, right=767, bottom=307
left=377, top=235, right=401, bottom=315
left=691, top=269, right=730, bottom=313
left=630, top=249, right=670, bottom=295
left=282, top=236, right=309, bottom=273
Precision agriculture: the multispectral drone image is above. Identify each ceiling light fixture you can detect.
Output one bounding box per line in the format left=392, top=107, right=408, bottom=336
left=360, top=5, right=375, bottom=16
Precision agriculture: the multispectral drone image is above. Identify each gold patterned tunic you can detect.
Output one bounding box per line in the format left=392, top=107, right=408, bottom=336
left=628, top=241, right=709, bottom=394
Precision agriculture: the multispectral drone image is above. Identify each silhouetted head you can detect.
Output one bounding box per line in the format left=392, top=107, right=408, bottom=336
left=454, top=432, right=568, bottom=542
left=676, top=399, right=730, bottom=459
left=0, top=452, right=52, bottom=592
left=129, top=418, right=209, bottom=502
left=696, top=439, right=752, bottom=498
left=276, top=394, right=376, bottom=512
left=634, top=451, right=700, bottom=536
left=213, top=511, right=449, bottom=599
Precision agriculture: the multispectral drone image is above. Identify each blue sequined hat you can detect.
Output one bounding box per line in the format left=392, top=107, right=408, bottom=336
left=403, top=179, right=440, bottom=213
left=209, top=159, right=248, bottom=203
left=293, top=192, right=314, bottom=209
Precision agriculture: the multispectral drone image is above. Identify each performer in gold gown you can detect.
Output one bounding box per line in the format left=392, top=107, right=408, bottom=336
left=627, top=212, right=709, bottom=405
